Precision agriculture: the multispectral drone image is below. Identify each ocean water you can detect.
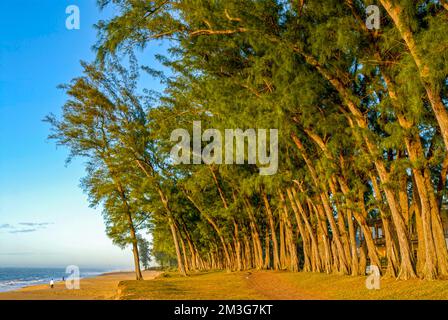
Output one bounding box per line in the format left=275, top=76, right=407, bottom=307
left=0, top=267, right=111, bottom=292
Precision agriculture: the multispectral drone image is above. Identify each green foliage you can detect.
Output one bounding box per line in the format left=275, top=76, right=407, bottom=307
left=49, top=0, right=448, bottom=277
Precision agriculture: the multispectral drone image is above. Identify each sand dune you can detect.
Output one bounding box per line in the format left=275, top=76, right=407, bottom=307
left=0, top=271, right=160, bottom=300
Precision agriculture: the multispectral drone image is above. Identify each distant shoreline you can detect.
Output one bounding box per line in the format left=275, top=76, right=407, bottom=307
left=0, top=270, right=160, bottom=300
left=0, top=268, right=130, bottom=294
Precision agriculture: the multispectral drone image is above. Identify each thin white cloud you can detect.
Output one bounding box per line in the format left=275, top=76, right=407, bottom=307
left=0, top=222, right=53, bottom=234
left=0, top=252, right=34, bottom=256
left=19, top=222, right=53, bottom=227
left=9, top=229, right=38, bottom=234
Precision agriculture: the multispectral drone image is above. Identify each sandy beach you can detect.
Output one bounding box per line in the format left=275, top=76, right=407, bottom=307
left=0, top=270, right=160, bottom=300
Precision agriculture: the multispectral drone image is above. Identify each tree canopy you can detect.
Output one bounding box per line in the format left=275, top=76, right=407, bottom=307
left=48, top=0, right=448, bottom=280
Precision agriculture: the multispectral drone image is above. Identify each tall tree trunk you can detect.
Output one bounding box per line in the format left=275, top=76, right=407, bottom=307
left=127, top=212, right=143, bottom=280
left=329, top=179, right=352, bottom=271
left=370, top=174, right=400, bottom=278
left=186, top=194, right=233, bottom=270
left=279, top=191, right=299, bottom=271
left=243, top=197, right=264, bottom=269
left=178, top=230, right=190, bottom=273
left=380, top=0, right=448, bottom=152
left=291, top=134, right=349, bottom=274
left=347, top=210, right=359, bottom=276
left=262, top=191, right=281, bottom=270
left=309, top=198, right=332, bottom=273
left=181, top=223, right=199, bottom=271
left=359, top=230, right=368, bottom=275
left=381, top=66, right=448, bottom=278
left=357, top=189, right=382, bottom=271
left=286, top=188, right=313, bottom=272
left=291, top=47, right=417, bottom=279
left=134, top=159, right=186, bottom=276
left=407, top=141, right=439, bottom=279
left=233, top=219, right=242, bottom=271
left=279, top=214, right=287, bottom=269
left=168, top=217, right=187, bottom=276
left=264, top=228, right=271, bottom=269
left=115, top=183, right=143, bottom=281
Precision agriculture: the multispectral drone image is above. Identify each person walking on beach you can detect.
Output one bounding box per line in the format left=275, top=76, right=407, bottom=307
left=50, top=279, right=54, bottom=289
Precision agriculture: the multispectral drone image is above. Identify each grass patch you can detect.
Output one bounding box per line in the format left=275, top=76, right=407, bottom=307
left=117, top=270, right=448, bottom=300
left=274, top=272, right=448, bottom=299
left=118, top=271, right=264, bottom=300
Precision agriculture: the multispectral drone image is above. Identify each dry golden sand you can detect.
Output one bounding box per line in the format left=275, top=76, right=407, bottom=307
left=0, top=270, right=160, bottom=300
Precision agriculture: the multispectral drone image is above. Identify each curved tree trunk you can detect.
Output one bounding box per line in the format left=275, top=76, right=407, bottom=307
left=380, top=0, right=448, bottom=152
left=262, top=191, right=281, bottom=270
left=286, top=188, right=312, bottom=272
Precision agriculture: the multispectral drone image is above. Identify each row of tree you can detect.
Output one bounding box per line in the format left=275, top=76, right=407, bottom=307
left=47, top=0, right=448, bottom=280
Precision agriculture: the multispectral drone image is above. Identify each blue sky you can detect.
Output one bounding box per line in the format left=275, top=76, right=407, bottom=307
left=0, top=1, right=167, bottom=268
